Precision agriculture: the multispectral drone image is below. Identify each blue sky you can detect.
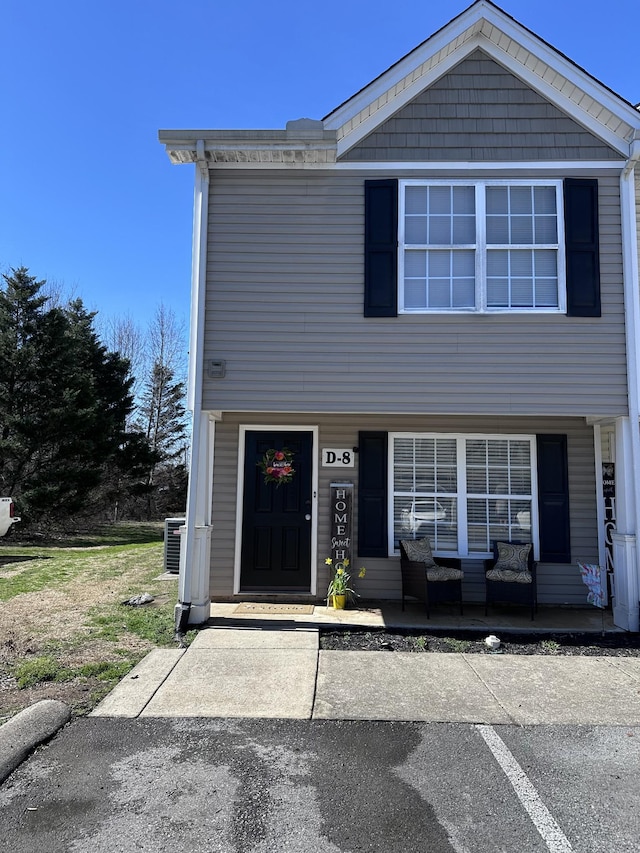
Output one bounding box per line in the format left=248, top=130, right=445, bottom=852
left=2, top=0, right=639, bottom=332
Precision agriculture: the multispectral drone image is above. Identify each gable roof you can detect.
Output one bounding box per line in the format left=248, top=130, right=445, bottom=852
left=323, top=0, right=640, bottom=159
left=160, top=0, right=640, bottom=168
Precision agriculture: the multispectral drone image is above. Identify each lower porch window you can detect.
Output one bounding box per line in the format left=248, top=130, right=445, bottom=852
left=391, top=433, right=536, bottom=556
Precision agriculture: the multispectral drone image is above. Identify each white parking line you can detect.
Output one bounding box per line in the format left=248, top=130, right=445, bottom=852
left=476, top=725, right=574, bottom=853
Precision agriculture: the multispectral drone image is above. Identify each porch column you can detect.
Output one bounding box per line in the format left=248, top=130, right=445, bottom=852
left=178, top=412, right=215, bottom=625
left=612, top=418, right=640, bottom=631
left=613, top=160, right=640, bottom=631
left=176, top=141, right=212, bottom=629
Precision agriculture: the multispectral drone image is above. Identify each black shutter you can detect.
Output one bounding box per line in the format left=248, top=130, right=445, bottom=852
left=358, top=431, right=388, bottom=557
left=564, top=178, right=601, bottom=317
left=364, top=179, right=398, bottom=317
left=536, top=434, right=571, bottom=563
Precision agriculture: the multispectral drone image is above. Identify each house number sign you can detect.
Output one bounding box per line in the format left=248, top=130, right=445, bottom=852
left=322, top=448, right=355, bottom=468
left=330, top=483, right=353, bottom=566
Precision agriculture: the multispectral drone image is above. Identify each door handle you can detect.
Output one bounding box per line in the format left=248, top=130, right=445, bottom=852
left=305, top=514, right=311, bottom=521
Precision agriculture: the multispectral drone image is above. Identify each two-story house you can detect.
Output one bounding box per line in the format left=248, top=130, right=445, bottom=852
left=159, top=0, right=640, bottom=631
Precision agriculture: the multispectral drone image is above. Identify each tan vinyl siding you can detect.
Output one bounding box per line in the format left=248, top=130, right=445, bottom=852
left=340, top=50, right=620, bottom=162
left=209, top=412, right=598, bottom=606
left=203, top=171, right=627, bottom=416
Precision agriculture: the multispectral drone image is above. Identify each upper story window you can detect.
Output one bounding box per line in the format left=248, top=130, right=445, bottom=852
left=399, top=180, right=565, bottom=313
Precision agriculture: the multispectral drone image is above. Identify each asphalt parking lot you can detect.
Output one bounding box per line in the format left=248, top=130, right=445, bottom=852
left=1, top=717, right=639, bottom=853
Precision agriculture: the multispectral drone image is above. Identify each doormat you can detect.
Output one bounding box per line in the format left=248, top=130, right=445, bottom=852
left=234, top=602, right=315, bottom=615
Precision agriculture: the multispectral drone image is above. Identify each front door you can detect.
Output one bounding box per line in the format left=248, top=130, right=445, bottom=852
left=240, top=430, right=313, bottom=592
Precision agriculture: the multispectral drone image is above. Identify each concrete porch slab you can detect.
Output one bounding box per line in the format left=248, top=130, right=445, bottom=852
left=190, top=626, right=318, bottom=650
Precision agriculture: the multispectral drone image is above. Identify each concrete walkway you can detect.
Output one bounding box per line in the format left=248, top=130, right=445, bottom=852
left=91, top=624, right=640, bottom=726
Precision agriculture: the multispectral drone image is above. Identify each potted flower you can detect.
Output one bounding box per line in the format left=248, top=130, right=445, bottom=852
left=325, top=558, right=366, bottom=609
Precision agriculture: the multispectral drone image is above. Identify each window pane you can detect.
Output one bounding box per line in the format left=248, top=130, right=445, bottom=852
left=452, top=279, right=475, bottom=307
left=453, top=215, right=475, bottom=244
left=534, top=215, right=557, bottom=243
left=415, top=438, right=436, bottom=465
left=510, top=216, right=534, bottom=244
left=467, top=468, right=488, bottom=492
left=510, top=186, right=532, bottom=214
left=534, top=280, right=558, bottom=307
left=488, top=440, right=508, bottom=466
left=487, top=251, right=508, bottom=275
left=404, top=280, right=426, bottom=309
left=453, top=251, right=475, bottom=276
left=395, top=467, right=414, bottom=491
left=510, top=469, right=531, bottom=493
left=509, top=441, right=531, bottom=466
left=486, top=187, right=508, bottom=214
left=510, top=251, right=532, bottom=276
left=428, top=280, right=452, bottom=308
left=534, top=250, right=557, bottom=277
left=405, top=186, right=428, bottom=215
left=486, top=215, right=509, bottom=244
left=405, top=251, right=426, bottom=277
left=487, top=279, right=509, bottom=306
left=429, top=216, right=451, bottom=244
left=405, top=217, right=427, bottom=244
left=429, top=186, right=451, bottom=214
left=511, top=279, right=534, bottom=306
left=428, top=252, right=451, bottom=277
left=534, top=186, right=556, bottom=215
left=466, top=439, right=486, bottom=466
left=393, top=437, right=458, bottom=550
left=453, top=186, right=475, bottom=214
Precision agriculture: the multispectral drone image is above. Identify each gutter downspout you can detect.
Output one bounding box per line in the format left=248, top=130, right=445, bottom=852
left=617, top=132, right=640, bottom=631
left=176, top=140, right=209, bottom=633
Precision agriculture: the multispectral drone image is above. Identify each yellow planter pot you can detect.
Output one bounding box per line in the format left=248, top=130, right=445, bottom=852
left=332, top=593, right=347, bottom=609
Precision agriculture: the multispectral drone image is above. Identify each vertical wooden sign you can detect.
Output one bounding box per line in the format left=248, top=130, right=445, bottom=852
left=330, top=482, right=353, bottom=568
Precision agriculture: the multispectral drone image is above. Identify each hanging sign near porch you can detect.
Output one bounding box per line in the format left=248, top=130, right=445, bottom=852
left=330, top=482, right=354, bottom=566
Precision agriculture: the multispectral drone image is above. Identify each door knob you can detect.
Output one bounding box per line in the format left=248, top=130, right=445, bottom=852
left=305, top=514, right=311, bottom=521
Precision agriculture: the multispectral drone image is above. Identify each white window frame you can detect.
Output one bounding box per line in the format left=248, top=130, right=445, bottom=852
left=388, top=432, right=539, bottom=558
left=398, top=179, right=566, bottom=314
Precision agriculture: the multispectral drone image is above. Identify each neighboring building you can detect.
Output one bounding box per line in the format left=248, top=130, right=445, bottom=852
left=160, top=0, right=640, bottom=630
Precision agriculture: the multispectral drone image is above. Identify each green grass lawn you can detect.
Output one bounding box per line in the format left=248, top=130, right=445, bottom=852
left=0, top=522, right=194, bottom=721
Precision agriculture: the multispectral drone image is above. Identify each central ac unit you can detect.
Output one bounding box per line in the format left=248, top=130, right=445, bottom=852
left=164, top=517, right=185, bottom=574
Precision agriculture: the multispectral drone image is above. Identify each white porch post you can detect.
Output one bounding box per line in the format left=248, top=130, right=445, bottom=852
left=612, top=156, right=640, bottom=631
left=612, top=418, right=640, bottom=631
left=176, top=141, right=212, bottom=629
left=179, top=412, right=215, bottom=624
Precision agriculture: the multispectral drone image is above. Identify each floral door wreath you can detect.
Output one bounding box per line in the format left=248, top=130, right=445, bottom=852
left=258, top=447, right=295, bottom=487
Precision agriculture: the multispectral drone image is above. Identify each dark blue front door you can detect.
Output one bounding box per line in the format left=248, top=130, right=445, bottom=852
left=240, top=430, right=313, bottom=591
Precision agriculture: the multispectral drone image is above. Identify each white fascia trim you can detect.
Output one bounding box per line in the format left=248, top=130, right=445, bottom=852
left=329, top=11, right=639, bottom=158
left=199, top=160, right=627, bottom=174
left=233, top=424, right=320, bottom=596
left=332, top=160, right=626, bottom=173
left=478, top=43, right=633, bottom=156
left=324, top=8, right=487, bottom=130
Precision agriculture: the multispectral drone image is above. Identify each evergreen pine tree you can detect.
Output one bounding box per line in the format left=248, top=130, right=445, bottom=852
left=0, top=268, right=155, bottom=526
